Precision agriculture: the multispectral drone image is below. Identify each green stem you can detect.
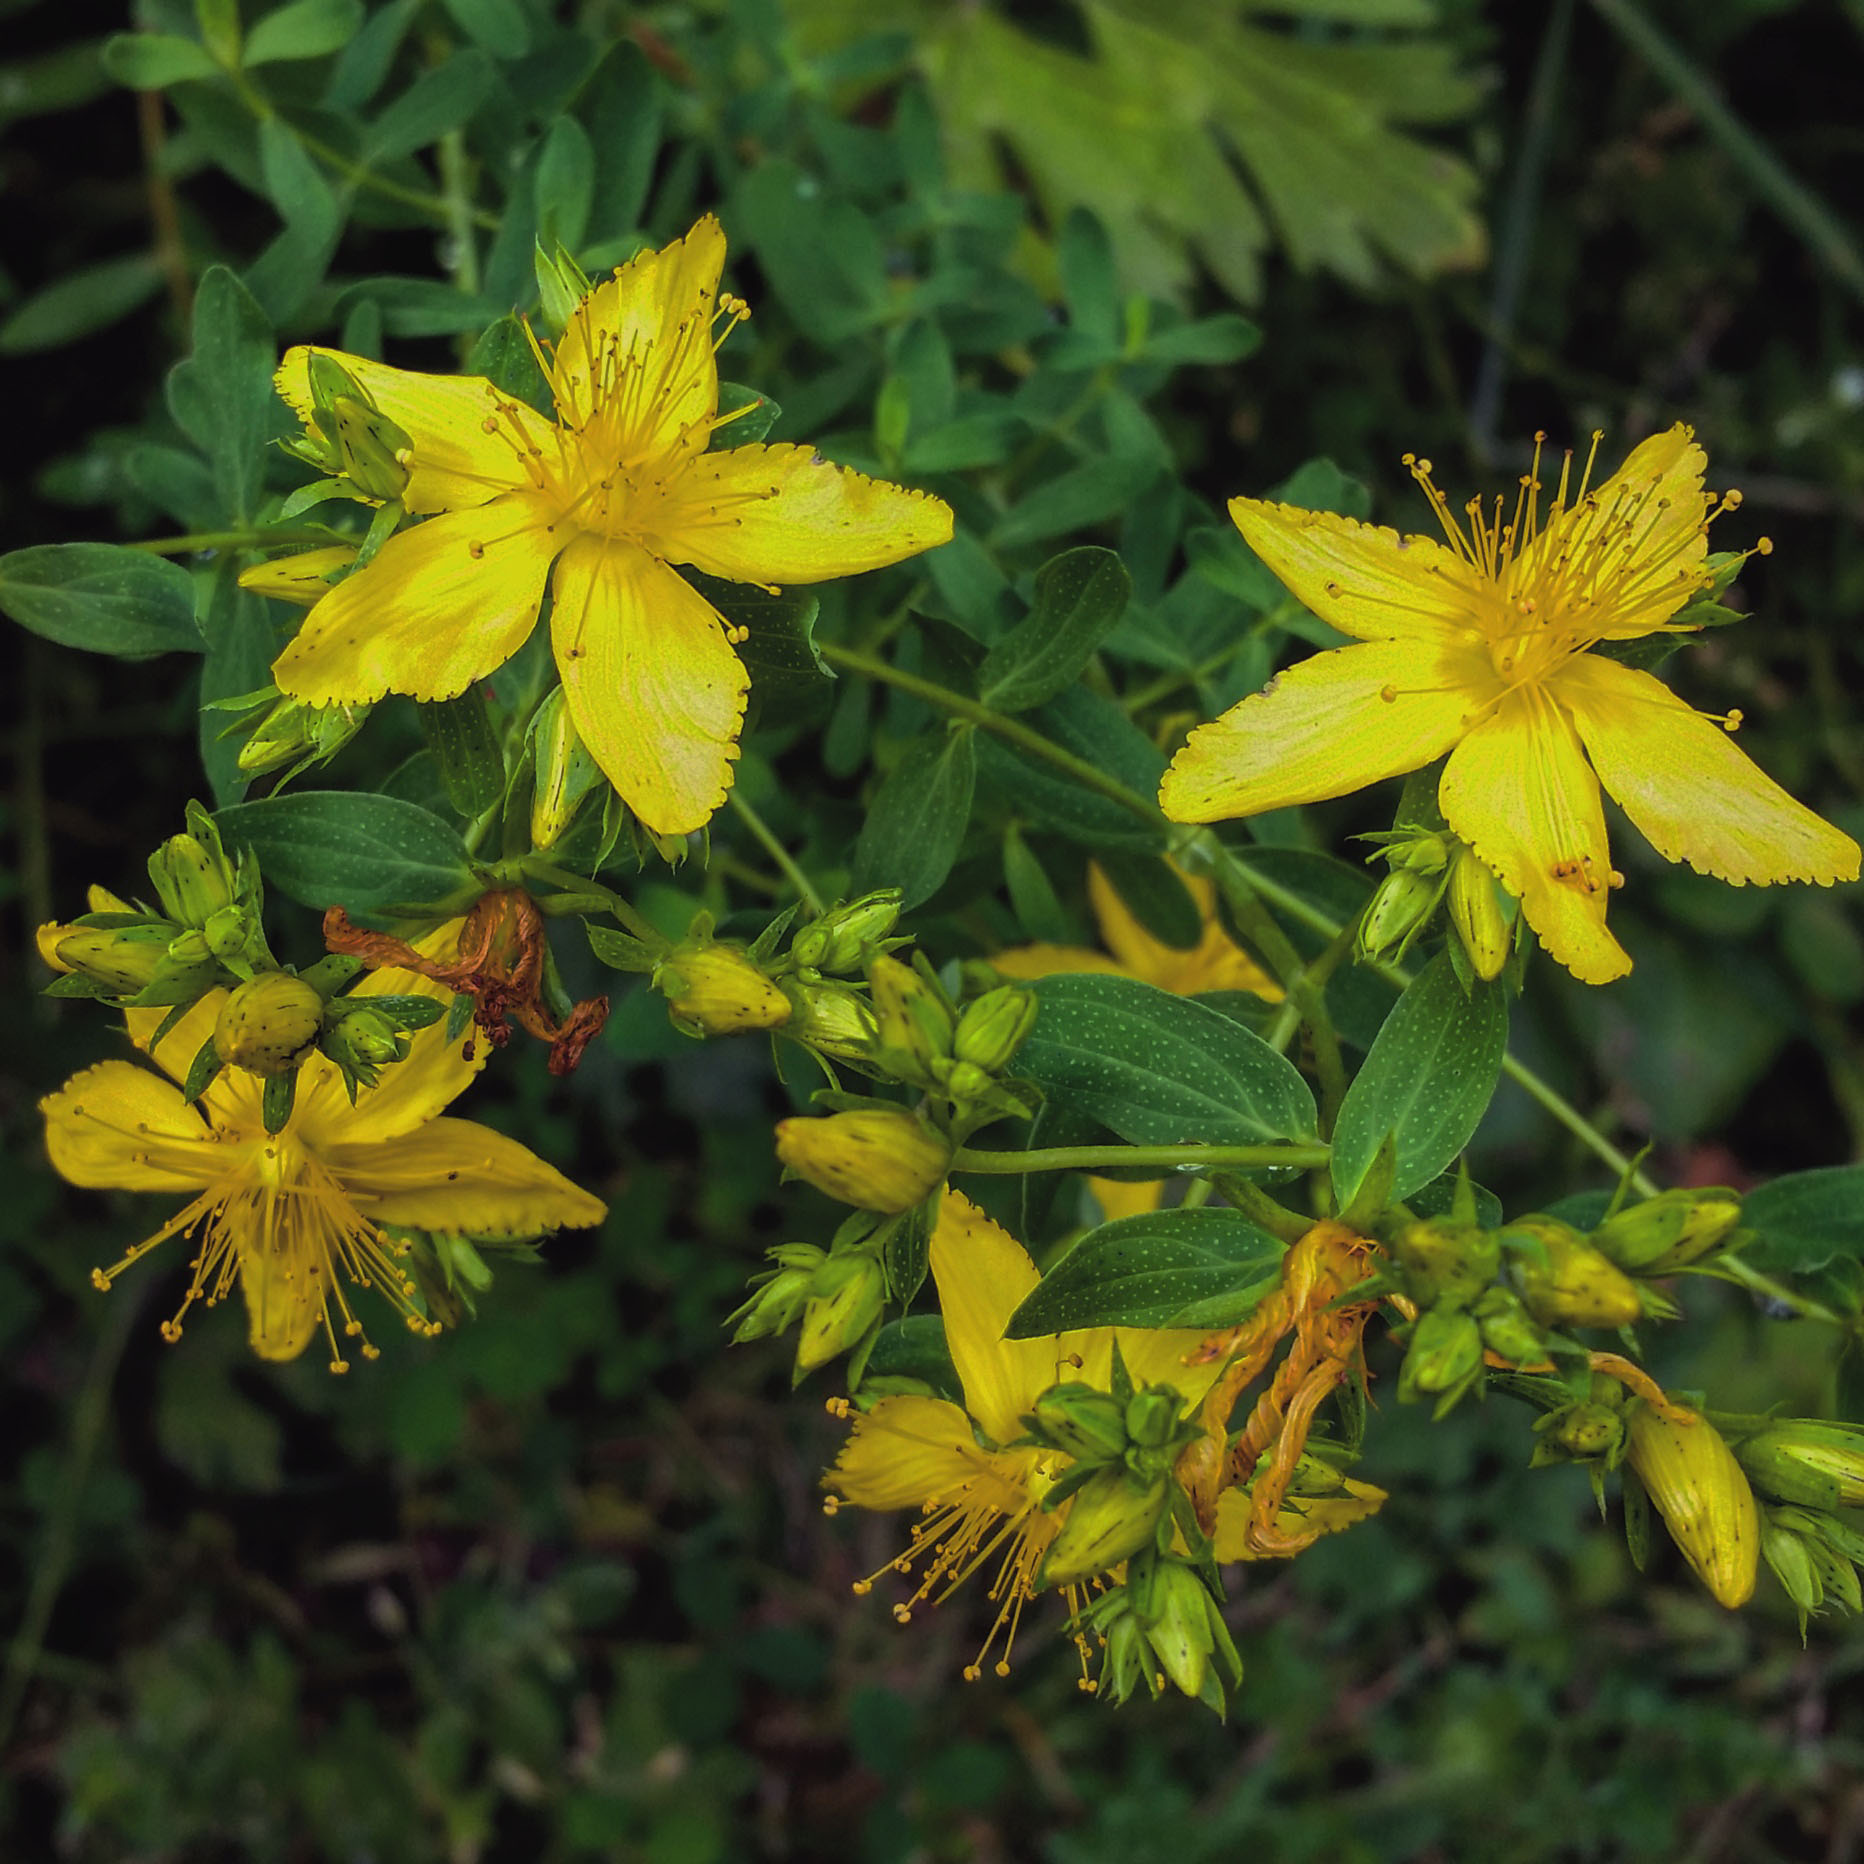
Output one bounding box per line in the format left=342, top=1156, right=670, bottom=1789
left=128, top=528, right=335, bottom=556
left=1498, top=1055, right=1657, bottom=1194
left=730, top=792, right=824, bottom=913
left=952, top=1142, right=1331, bottom=1176
left=519, top=859, right=666, bottom=948
left=436, top=129, right=481, bottom=298
left=1711, top=1254, right=1849, bottom=1329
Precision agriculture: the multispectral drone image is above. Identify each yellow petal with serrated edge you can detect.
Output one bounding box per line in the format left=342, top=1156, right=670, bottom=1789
left=1213, top=1478, right=1387, bottom=1561
left=273, top=347, right=525, bottom=515
left=553, top=215, right=726, bottom=466
left=240, top=1228, right=328, bottom=1363
left=325, top=1116, right=606, bottom=1235
left=1440, top=685, right=1630, bottom=985
left=1554, top=654, right=1859, bottom=886
left=1160, top=638, right=1490, bottom=823
left=651, top=444, right=954, bottom=586
left=826, top=1394, right=1006, bottom=1511
left=1229, top=497, right=1475, bottom=643
left=550, top=534, right=748, bottom=837
left=273, top=494, right=557, bottom=706
left=1101, top=1328, right=1223, bottom=1406
left=42, top=1061, right=220, bottom=1193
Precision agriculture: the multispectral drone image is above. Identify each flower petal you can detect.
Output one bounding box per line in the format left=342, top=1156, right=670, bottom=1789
left=1554, top=653, right=1861, bottom=887
left=826, top=1395, right=995, bottom=1511
left=274, top=495, right=557, bottom=706
left=550, top=534, right=748, bottom=836
left=1439, top=686, right=1631, bottom=985
left=931, top=1190, right=1067, bottom=1445
left=42, top=1061, right=220, bottom=1192
left=1088, top=863, right=1283, bottom=1001
left=326, top=1115, right=606, bottom=1235
left=125, top=992, right=223, bottom=1085
left=239, top=1226, right=329, bottom=1363
left=273, top=347, right=525, bottom=514
left=989, top=945, right=1130, bottom=983
left=651, top=444, right=954, bottom=585
left=1099, top=1328, right=1224, bottom=1407
left=1229, top=497, right=1476, bottom=643
left=1086, top=1176, right=1166, bottom=1222
left=1160, top=638, right=1488, bottom=823
left=1213, top=1477, right=1387, bottom=1561
left=554, top=215, right=726, bottom=465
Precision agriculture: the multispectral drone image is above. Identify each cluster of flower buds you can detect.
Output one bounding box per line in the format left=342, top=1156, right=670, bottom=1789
left=865, top=954, right=1040, bottom=1126
left=1078, top=1547, right=1244, bottom=1713
left=41, top=803, right=272, bottom=1008
left=384, top=1226, right=548, bottom=1331
left=1356, top=826, right=1521, bottom=985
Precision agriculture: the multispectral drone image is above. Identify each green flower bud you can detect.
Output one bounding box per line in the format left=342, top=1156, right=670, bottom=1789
left=654, top=943, right=792, bottom=1038
left=1761, top=1511, right=1825, bottom=1630
left=1805, top=1527, right=1864, bottom=1620
left=794, top=1254, right=886, bottom=1375
left=1356, top=865, right=1440, bottom=965
left=1393, top=1219, right=1501, bottom=1309
left=952, top=983, right=1039, bottom=1074
left=1027, top=1384, right=1130, bottom=1464
left=237, top=545, right=360, bottom=609
left=1591, top=1187, right=1743, bottom=1274
left=533, top=239, right=594, bottom=338
left=780, top=980, right=881, bottom=1063
left=202, top=903, right=259, bottom=964
left=1397, top=1307, right=1483, bottom=1406
left=1504, top=1214, right=1643, bottom=1330
left=319, top=1006, right=407, bottom=1088
left=236, top=689, right=371, bottom=778
left=774, top=1109, right=951, bottom=1214
left=1039, top=1467, right=1169, bottom=1588
left=148, top=813, right=237, bottom=929
left=51, top=925, right=171, bottom=994
left=213, top=972, right=325, bottom=1078
left=1146, top=1560, right=1243, bottom=1708
left=939, top=1059, right=995, bottom=1104
left=1446, top=847, right=1515, bottom=982
left=790, top=890, right=904, bottom=975
left=727, top=1244, right=827, bottom=1344
left=1626, top=1402, right=1759, bottom=1609
left=1735, top=1420, right=1864, bottom=1510
left=1472, top=1285, right=1548, bottom=1365
left=297, top=354, right=412, bottom=503
left=1535, top=1400, right=1628, bottom=1463
left=528, top=687, right=605, bottom=851
left=1124, top=1387, right=1189, bottom=1453
left=867, top=955, right=954, bottom=1084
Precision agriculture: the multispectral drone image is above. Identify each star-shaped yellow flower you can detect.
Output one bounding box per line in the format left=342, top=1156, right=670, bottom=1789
left=265, top=217, right=953, bottom=835
left=825, top=1189, right=1221, bottom=1679
left=41, top=946, right=605, bottom=1369
left=1160, top=426, right=1859, bottom=983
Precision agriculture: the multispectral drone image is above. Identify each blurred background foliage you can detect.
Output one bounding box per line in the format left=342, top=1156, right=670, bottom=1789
left=6, top=0, right=1864, bottom=1858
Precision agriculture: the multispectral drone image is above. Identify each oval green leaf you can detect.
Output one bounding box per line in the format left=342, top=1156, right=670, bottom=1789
left=218, top=792, right=475, bottom=912
left=850, top=726, right=976, bottom=909
left=978, top=546, right=1131, bottom=713
left=0, top=544, right=201, bottom=656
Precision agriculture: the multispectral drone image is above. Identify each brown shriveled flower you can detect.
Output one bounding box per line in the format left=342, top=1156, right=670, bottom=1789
left=324, top=889, right=608, bottom=1075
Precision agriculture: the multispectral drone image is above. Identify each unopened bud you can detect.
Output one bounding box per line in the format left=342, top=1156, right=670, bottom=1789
left=867, top=955, right=954, bottom=1083
left=149, top=809, right=238, bottom=929
left=654, top=944, right=792, bottom=1038
left=789, top=890, right=904, bottom=975
left=1393, top=1219, right=1500, bottom=1309
left=794, top=1254, right=886, bottom=1374
left=52, top=925, right=172, bottom=993
left=774, top=1109, right=951, bottom=1214
left=952, top=984, right=1039, bottom=1074
left=1761, top=1512, right=1824, bottom=1629
left=1039, top=1467, right=1169, bottom=1588
left=1535, top=1400, right=1627, bottom=1463
left=727, top=1244, right=827, bottom=1343
left=1124, top=1387, right=1188, bottom=1453
left=1356, top=865, right=1440, bottom=965
left=1591, top=1187, right=1743, bottom=1274
left=779, top=980, right=881, bottom=1063
left=1027, top=1384, right=1130, bottom=1464
left=1504, top=1215, right=1643, bottom=1330
left=1398, top=1306, right=1483, bottom=1407
left=300, top=353, right=412, bottom=503
left=1735, top=1420, right=1864, bottom=1510
left=1626, top=1402, right=1759, bottom=1609
left=1146, top=1561, right=1243, bottom=1707
left=528, top=687, right=604, bottom=850
left=1472, top=1285, right=1547, bottom=1364
left=1446, top=847, right=1514, bottom=982
left=534, top=239, right=594, bottom=337
left=213, top=972, right=325, bottom=1078
left=320, top=1006, right=406, bottom=1083
left=237, top=545, right=360, bottom=608
left=236, top=689, right=371, bottom=778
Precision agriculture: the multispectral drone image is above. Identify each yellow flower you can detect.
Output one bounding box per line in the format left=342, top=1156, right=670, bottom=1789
left=993, top=861, right=1281, bottom=1219
left=1213, top=1476, right=1386, bottom=1561
left=40, top=940, right=605, bottom=1370
left=264, top=217, right=953, bottom=835
left=1160, top=426, right=1860, bottom=984
left=824, top=1189, right=1219, bottom=1680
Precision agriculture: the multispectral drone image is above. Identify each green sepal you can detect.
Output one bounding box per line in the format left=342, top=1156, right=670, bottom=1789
left=262, top=1068, right=298, bottom=1135
left=182, top=1034, right=223, bottom=1105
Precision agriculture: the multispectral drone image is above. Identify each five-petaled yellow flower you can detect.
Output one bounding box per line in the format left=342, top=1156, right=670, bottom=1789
left=41, top=944, right=605, bottom=1370
left=266, top=216, right=953, bottom=836
left=1160, top=426, right=1860, bottom=983
left=825, top=1189, right=1221, bottom=1680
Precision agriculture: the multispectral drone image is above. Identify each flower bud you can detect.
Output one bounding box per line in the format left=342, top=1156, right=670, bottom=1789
left=534, top=239, right=594, bottom=338
left=528, top=687, right=605, bottom=851
left=1472, top=1286, right=1547, bottom=1365
left=654, top=944, right=792, bottom=1038
left=951, top=983, right=1039, bottom=1075
left=1591, top=1187, right=1743, bottom=1274
left=1356, top=865, right=1440, bottom=965
left=50, top=925, right=171, bottom=993
left=1626, top=1402, right=1759, bottom=1609
left=237, top=544, right=360, bottom=608
left=298, top=353, right=412, bottom=503
left=1392, top=1219, right=1500, bottom=1309
left=1761, top=1511, right=1825, bottom=1630
left=213, top=972, right=325, bottom=1078
left=789, top=890, right=904, bottom=975
left=1397, top=1306, right=1483, bottom=1406
left=1505, top=1214, right=1643, bottom=1330
left=867, top=954, right=954, bottom=1083
left=236, top=690, right=371, bottom=778
left=1734, top=1420, right=1864, bottom=1510
left=1146, top=1561, right=1243, bottom=1708
left=319, top=1006, right=406, bottom=1088
left=794, top=1254, right=886, bottom=1375
left=1027, top=1383, right=1130, bottom=1464
left=1446, top=846, right=1515, bottom=982
left=1039, top=1467, right=1169, bottom=1588
left=779, top=980, right=881, bottom=1063
left=727, top=1244, right=827, bottom=1343
left=1124, top=1387, right=1189, bottom=1454
left=148, top=809, right=238, bottom=929
left=774, top=1110, right=951, bottom=1213
left=1535, top=1400, right=1627, bottom=1463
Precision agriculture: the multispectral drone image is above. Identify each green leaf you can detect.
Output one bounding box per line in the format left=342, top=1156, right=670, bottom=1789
left=1058, top=206, right=1119, bottom=350
left=1742, top=1167, right=1864, bottom=1276
left=713, top=384, right=782, bottom=446
left=1136, top=313, right=1262, bottom=368
left=101, top=31, right=220, bottom=88
left=579, top=42, right=662, bottom=244
left=988, top=455, right=1160, bottom=552
left=694, top=576, right=827, bottom=707
left=243, top=0, right=364, bottom=65
left=0, top=41, right=113, bottom=131
left=850, top=727, right=977, bottom=909
left=197, top=569, right=281, bottom=805
left=363, top=50, right=494, bottom=165
left=534, top=115, right=595, bottom=252
left=1004, top=1209, right=1286, bottom=1336
left=421, top=694, right=505, bottom=818
left=0, top=545, right=201, bottom=656
left=438, top=0, right=530, bottom=57
left=218, top=792, right=475, bottom=912
left=730, top=159, right=890, bottom=345
left=1002, top=826, right=1084, bottom=945
left=883, top=1200, right=934, bottom=1307
left=978, top=547, right=1132, bottom=712
left=334, top=277, right=501, bottom=338
left=1329, top=951, right=1508, bottom=1209
left=245, top=117, right=343, bottom=323
left=860, top=1315, right=961, bottom=1403
left=166, top=266, right=278, bottom=527
left=1019, top=972, right=1318, bottom=1147
left=467, top=314, right=553, bottom=413
left=0, top=253, right=164, bottom=354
